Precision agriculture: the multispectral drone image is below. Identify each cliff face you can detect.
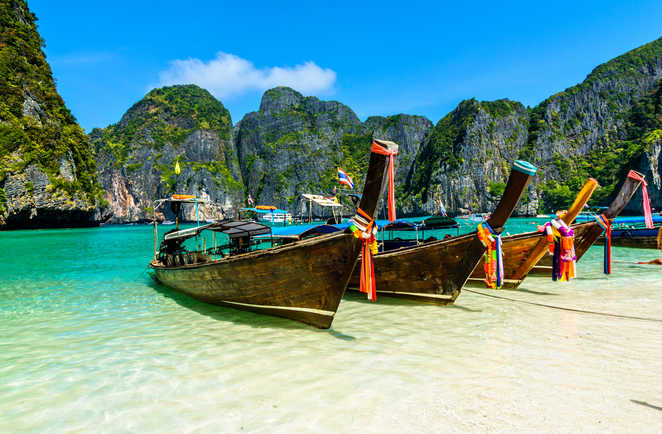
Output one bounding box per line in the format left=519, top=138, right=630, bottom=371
left=400, top=37, right=662, bottom=215
left=403, top=99, right=536, bottom=216
left=91, top=85, right=243, bottom=222
left=524, top=37, right=662, bottom=212
left=235, top=87, right=365, bottom=213
left=94, top=37, right=662, bottom=221
left=364, top=114, right=432, bottom=187
left=0, top=0, right=107, bottom=228
left=234, top=87, right=431, bottom=216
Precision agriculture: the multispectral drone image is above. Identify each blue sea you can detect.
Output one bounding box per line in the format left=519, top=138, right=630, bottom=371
left=1, top=218, right=661, bottom=432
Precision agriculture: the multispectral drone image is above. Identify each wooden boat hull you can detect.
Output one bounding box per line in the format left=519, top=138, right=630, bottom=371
left=153, top=232, right=358, bottom=328
left=348, top=233, right=483, bottom=304
left=469, top=173, right=644, bottom=287
left=529, top=221, right=603, bottom=275
left=595, top=227, right=661, bottom=249
left=467, top=178, right=599, bottom=289
left=150, top=139, right=398, bottom=328
left=348, top=160, right=536, bottom=303
left=466, top=229, right=552, bottom=289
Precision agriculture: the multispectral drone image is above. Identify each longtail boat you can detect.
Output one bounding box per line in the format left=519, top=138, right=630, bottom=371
left=595, top=216, right=662, bottom=249
left=466, top=178, right=599, bottom=289
left=347, top=160, right=536, bottom=304
left=530, top=171, right=645, bottom=275
left=149, top=139, right=397, bottom=328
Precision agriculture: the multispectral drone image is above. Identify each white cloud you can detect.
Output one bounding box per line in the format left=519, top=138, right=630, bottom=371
left=155, top=52, right=336, bottom=98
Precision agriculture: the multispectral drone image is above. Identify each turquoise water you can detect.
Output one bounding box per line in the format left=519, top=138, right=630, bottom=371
left=1, top=219, right=661, bottom=432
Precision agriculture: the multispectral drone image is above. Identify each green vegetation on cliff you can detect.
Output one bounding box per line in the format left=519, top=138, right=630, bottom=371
left=99, top=85, right=233, bottom=167
left=0, top=0, right=103, bottom=209
left=539, top=78, right=662, bottom=210
left=406, top=99, right=477, bottom=200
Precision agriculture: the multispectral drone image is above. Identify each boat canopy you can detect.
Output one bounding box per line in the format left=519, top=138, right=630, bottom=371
left=383, top=220, right=417, bottom=231
left=154, top=196, right=208, bottom=207
left=301, top=194, right=343, bottom=208
left=421, top=215, right=459, bottom=229
left=164, top=220, right=272, bottom=242
left=241, top=207, right=290, bottom=214
left=298, top=224, right=344, bottom=238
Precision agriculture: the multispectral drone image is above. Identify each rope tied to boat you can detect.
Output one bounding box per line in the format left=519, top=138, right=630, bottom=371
left=538, top=215, right=576, bottom=282
left=371, top=141, right=398, bottom=223
left=477, top=222, right=504, bottom=289
left=627, top=170, right=654, bottom=229
left=350, top=208, right=379, bottom=301
left=595, top=214, right=612, bottom=274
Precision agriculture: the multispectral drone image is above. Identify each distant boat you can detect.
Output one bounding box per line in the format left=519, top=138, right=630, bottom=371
left=241, top=206, right=293, bottom=224
left=595, top=216, right=662, bottom=249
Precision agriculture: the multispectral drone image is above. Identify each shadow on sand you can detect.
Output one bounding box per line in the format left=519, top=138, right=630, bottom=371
left=631, top=399, right=662, bottom=411
left=146, top=277, right=356, bottom=340
left=513, top=287, right=558, bottom=296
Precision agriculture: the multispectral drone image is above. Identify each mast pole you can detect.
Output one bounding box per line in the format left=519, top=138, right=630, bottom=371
left=153, top=208, right=157, bottom=261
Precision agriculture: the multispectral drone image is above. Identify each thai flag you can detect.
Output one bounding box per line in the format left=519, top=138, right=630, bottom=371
left=337, top=168, right=354, bottom=189
left=248, top=194, right=255, bottom=206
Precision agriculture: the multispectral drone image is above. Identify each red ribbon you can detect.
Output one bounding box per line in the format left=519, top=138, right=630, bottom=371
left=371, top=141, right=398, bottom=222
left=596, top=214, right=612, bottom=274
left=355, top=208, right=377, bottom=301
left=627, top=170, right=654, bottom=229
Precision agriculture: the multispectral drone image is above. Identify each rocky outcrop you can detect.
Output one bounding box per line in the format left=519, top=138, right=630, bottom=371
left=0, top=0, right=107, bottom=228
left=235, top=87, right=365, bottom=215
left=633, top=130, right=662, bottom=212
left=234, top=88, right=432, bottom=217
left=91, top=85, right=244, bottom=223
left=364, top=114, right=432, bottom=186
left=526, top=38, right=662, bottom=211
left=402, top=99, right=536, bottom=216
left=94, top=37, right=662, bottom=221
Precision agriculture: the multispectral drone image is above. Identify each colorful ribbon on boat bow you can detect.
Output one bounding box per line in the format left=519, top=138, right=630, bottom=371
left=371, top=141, right=398, bottom=223
left=627, top=170, right=654, bottom=229
left=538, top=218, right=576, bottom=281
left=477, top=222, right=504, bottom=289
left=350, top=208, right=379, bottom=300
left=595, top=214, right=612, bottom=274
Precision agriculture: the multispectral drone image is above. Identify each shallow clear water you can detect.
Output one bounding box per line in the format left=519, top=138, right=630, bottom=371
left=1, top=219, right=661, bottom=432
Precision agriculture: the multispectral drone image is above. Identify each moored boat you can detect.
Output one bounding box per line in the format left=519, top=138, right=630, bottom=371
left=595, top=216, right=662, bottom=249
left=530, top=172, right=645, bottom=275
left=149, top=139, right=397, bottom=328
left=347, top=160, right=536, bottom=304
left=241, top=205, right=293, bottom=224
left=465, top=178, right=599, bottom=289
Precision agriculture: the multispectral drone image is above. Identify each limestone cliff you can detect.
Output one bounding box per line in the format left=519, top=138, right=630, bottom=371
left=91, top=85, right=243, bottom=222
left=525, top=37, right=662, bottom=211
left=0, top=0, right=107, bottom=228
left=403, top=99, right=536, bottom=216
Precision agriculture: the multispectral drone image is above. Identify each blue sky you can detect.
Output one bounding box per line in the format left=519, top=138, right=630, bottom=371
left=29, top=0, right=662, bottom=131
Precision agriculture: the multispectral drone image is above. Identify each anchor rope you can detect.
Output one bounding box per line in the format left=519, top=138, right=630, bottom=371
left=462, top=288, right=662, bottom=323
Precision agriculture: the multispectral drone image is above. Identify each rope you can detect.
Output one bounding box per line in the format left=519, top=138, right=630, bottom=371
left=350, top=208, right=379, bottom=301
left=627, top=170, right=654, bottom=229
left=463, top=288, right=662, bottom=323
left=477, top=222, right=504, bottom=289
